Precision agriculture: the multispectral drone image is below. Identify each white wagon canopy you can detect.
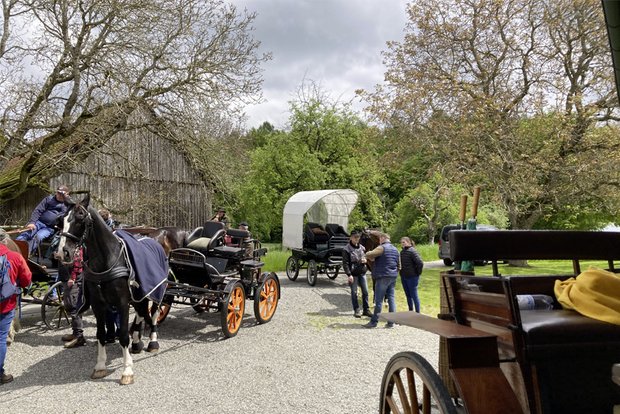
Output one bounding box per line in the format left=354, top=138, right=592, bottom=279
left=282, top=189, right=359, bottom=249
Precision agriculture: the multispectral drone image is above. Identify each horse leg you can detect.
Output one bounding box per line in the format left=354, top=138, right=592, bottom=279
left=130, top=314, right=144, bottom=354
left=117, top=301, right=134, bottom=385
left=142, top=301, right=160, bottom=353
left=91, top=301, right=110, bottom=379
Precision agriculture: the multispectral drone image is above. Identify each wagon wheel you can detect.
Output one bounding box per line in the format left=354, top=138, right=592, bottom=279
left=41, top=281, right=71, bottom=330
left=326, top=265, right=340, bottom=280
left=286, top=256, right=299, bottom=281
left=380, top=352, right=457, bottom=414
left=221, top=281, right=245, bottom=338
left=149, top=295, right=173, bottom=324
left=254, top=273, right=279, bottom=324
left=306, top=260, right=318, bottom=286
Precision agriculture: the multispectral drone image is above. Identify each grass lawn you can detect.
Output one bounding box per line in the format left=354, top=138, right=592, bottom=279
left=261, top=243, right=603, bottom=317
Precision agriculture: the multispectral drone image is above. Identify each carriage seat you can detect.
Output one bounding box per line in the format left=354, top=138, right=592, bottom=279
left=226, top=228, right=251, bottom=246
left=304, top=223, right=330, bottom=249
left=325, top=223, right=349, bottom=238
left=520, top=309, right=620, bottom=358
left=186, top=221, right=226, bottom=251
left=212, top=245, right=247, bottom=260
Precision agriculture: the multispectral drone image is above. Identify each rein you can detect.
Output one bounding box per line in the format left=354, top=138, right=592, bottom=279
left=65, top=204, right=129, bottom=283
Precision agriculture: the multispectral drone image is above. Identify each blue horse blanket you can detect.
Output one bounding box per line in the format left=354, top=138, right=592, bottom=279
left=115, top=230, right=168, bottom=303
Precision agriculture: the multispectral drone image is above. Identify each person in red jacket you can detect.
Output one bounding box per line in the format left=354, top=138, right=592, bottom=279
left=0, top=228, right=32, bottom=384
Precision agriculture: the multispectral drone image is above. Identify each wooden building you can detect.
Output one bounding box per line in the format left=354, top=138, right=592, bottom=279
left=0, top=112, right=211, bottom=229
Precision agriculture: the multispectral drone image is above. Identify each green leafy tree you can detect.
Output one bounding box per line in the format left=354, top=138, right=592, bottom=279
left=236, top=84, right=384, bottom=241
left=363, top=0, right=620, bottom=231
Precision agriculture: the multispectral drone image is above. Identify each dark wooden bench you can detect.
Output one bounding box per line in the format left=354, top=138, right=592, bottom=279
left=444, top=230, right=620, bottom=414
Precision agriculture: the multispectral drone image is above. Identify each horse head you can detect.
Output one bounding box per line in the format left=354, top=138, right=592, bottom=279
left=360, top=228, right=382, bottom=271
left=57, top=193, right=116, bottom=268
left=360, top=228, right=381, bottom=251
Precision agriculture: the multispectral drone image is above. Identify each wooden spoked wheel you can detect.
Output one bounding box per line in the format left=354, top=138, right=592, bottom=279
left=325, top=265, right=339, bottom=280
left=306, top=260, right=318, bottom=286
left=221, top=282, right=245, bottom=338
left=286, top=256, right=299, bottom=281
left=150, top=296, right=173, bottom=324
left=41, top=281, right=71, bottom=330
left=380, top=352, right=457, bottom=414
left=254, top=273, right=279, bottom=324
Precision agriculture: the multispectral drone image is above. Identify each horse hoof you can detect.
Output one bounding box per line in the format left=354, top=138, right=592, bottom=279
left=146, top=342, right=160, bottom=353
left=131, top=342, right=144, bottom=354
left=120, top=374, right=134, bottom=385
left=91, top=369, right=110, bottom=379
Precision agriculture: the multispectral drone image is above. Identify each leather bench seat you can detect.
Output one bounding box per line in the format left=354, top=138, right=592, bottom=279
left=212, top=245, right=246, bottom=259
left=520, top=309, right=620, bottom=358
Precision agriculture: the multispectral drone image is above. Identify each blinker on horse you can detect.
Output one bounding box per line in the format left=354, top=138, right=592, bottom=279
left=57, top=194, right=164, bottom=385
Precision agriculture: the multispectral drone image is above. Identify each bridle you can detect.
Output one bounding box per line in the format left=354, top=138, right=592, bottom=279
left=61, top=204, right=128, bottom=283
left=60, top=204, right=92, bottom=245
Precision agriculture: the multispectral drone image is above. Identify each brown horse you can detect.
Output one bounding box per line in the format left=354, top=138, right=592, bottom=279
left=121, top=226, right=188, bottom=256
left=360, top=229, right=382, bottom=267
left=360, top=229, right=382, bottom=292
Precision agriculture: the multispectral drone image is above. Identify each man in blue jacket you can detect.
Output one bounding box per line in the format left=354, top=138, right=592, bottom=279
left=363, top=232, right=400, bottom=329
left=16, top=185, right=70, bottom=254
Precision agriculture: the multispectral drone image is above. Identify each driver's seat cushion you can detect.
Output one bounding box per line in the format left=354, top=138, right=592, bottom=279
left=187, top=237, right=213, bottom=251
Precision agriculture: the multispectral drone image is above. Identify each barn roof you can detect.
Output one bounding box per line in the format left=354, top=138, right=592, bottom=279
left=0, top=105, right=209, bottom=202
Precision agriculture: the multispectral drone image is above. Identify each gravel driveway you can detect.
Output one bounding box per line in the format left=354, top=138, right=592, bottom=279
left=0, top=274, right=439, bottom=413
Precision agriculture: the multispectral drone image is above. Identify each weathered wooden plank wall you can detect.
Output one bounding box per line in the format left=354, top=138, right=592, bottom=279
left=1, top=125, right=210, bottom=229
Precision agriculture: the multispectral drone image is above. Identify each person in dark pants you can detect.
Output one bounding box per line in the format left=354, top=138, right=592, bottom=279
left=399, top=237, right=424, bottom=313
left=342, top=231, right=372, bottom=318
left=61, top=247, right=86, bottom=348
left=363, top=232, right=400, bottom=329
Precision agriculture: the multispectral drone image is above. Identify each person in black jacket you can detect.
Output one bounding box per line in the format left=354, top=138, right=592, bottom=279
left=342, top=231, right=372, bottom=318
left=399, top=237, right=424, bottom=312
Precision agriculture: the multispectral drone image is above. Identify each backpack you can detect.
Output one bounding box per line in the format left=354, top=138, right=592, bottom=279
left=0, top=254, right=19, bottom=303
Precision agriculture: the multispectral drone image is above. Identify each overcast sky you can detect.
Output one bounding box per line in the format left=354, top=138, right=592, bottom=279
left=231, top=0, right=409, bottom=129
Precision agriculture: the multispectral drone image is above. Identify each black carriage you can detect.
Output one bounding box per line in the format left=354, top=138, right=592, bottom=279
left=282, top=189, right=359, bottom=286
left=6, top=236, right=71, bottom=330
left=160, top=221, right=280, bottom=338
left=286, top=223, right=349, bottom=286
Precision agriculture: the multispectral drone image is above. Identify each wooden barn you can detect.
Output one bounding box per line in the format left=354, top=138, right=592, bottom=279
left=0, top=110, right=211, bottom=229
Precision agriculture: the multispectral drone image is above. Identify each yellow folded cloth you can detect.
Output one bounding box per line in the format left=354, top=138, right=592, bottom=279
left=554, top=267, right=620, bottom=325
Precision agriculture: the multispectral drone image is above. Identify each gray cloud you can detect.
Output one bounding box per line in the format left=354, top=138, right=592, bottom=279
left=231, top=0, right=408, bottom=129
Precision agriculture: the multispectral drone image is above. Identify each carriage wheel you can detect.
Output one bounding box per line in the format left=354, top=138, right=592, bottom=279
left=150, top=295, right=173, bottom=324
left=41, top=281, right=71, bottom=330
left=254, top=273, right=279, bottom=324
left=326, top=265, right=340, bottom=280
left=380, top=352, right=457, bottom=414
left=307, top=260, right=318, bottom=286
left=286, top=256, right=299, bottom=281
left=221, top=282, right=245, bottom=338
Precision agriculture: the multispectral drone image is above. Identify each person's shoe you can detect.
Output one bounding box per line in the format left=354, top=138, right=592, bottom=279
left=385, top=322, right=395, bottom=329
left=362, top=322, right=377, bottom=329
left=362, top=310, right=373, bottom=317
left=354, top=309, right=362, bottom=318
left=64, top=336, right=86, bottom=348
left=61, top=334, right=77, bottom=342
left=0, top=373, right=13, bottom=384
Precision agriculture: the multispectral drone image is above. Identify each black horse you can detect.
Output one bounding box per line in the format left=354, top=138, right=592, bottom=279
left=57, top=194, right=162, bottom=385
